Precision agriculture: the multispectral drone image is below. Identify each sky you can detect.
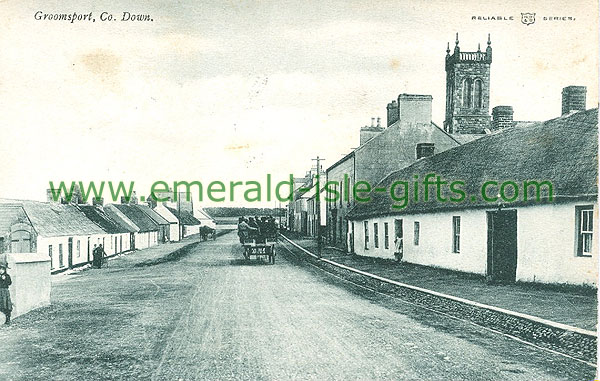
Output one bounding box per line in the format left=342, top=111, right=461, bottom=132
left=0, top=0, right=597, bottom=205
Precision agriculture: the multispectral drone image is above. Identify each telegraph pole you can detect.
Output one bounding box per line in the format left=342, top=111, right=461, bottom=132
left=312, top=156, right=325, bottom=258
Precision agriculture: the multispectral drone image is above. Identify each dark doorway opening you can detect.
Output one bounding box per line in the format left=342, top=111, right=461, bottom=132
left=67, top=237, right=73, bottom=268
left=487, top=210, right=518, bottom=282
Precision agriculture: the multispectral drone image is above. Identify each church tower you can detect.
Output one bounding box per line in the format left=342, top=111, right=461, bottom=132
left=444, top=33, right=492, bottom=134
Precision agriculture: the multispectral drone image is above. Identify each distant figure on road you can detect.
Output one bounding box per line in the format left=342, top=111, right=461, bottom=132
left=97, top=244, right=106, bottom=268
left=394, top=237, right=403, bottom=263
left=0, top=261, right=12, bottom=326
left=92, top=244, right=106, bottom=269
left=92, top=244, right=99, bottom=268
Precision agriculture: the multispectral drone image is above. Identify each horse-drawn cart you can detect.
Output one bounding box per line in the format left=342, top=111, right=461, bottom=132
left=239, top=217, right=278, bottom=264
left=242, top=235, right=276, bottom=264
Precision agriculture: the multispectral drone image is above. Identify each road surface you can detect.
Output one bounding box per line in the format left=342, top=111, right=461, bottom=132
left=0, top=232, right=595, bottom=380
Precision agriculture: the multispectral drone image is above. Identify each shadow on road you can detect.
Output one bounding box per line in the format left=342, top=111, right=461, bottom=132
left=134, top=242, right=202, bottom=267
left=229, top=258, right=273, bottom=266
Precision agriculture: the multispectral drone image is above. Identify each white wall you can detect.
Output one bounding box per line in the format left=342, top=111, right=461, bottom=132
left=517, top=202, right=598, bottom=286
left=169, top=223, right=180, bottom=242
left=6, top=252, right=51, bottom=318
left=183, top=225, right=200, bottom=237
left=134, top=231, right=158, bottom=249
left=350, top=202, right=599, bottom=286
left=351, top=209, right=487, bottom=275
left=39, top=234, right=106, bottom=271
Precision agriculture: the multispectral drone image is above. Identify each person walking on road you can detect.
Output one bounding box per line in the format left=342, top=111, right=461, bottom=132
left=0, top=262, right=13, bottom=326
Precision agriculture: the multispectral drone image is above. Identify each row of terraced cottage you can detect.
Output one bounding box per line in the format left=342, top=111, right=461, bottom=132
left=0, top=194, right=215, bottom=274
left=319, top=35, right=598, bottom=287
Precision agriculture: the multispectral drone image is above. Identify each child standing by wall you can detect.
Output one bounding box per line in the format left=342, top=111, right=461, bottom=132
left=0, top=262, right=12, bottom=325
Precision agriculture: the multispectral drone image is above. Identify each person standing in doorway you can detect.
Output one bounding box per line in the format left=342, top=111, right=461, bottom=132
left=0, top=262, right=13, bottom=325
left=394, top=237, right=403, bottom=263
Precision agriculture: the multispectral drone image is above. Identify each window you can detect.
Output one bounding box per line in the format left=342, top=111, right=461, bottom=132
left=452, top=216, right=460, bottom=253
left=49, top=245, right=54, bottom=270
left=77, top=240, right=81, bottom=258
left=384, top=222, right=389, bottom=249
left=462, top=78, right=473, bottom=108
left=364, top=221, right=369, bottom=249
left=374, top=223, right=379, bottom=248
left=58, top=243, right=64, bottom=268
left=474, top=79, right=483, bottom=108
left=576, top=206, right=594, bottom=256
left=414, top=221, right=420, bottom=246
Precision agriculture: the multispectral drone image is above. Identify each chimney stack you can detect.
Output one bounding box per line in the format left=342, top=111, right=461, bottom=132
left=561, top=86, right=587, bottom=115
left=491, top=106, right=514, bottom=130
left=416, top=143, right=435, bottom=159
left=387, top=100, right=399, bottom=126
left=92, top=197, right=104, bottom=207
left=360, top=117, right=384, bottom=146
left=47, top=189, right=60, bottom=203
left=398, top=94, right=433, bottom=125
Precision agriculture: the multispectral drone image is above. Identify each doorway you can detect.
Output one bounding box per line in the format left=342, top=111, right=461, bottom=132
left=68, top=237, right=73, bottom=268
left=487, top=210, right=518, bottom=282
left=394, top=219, right=403, bottom=242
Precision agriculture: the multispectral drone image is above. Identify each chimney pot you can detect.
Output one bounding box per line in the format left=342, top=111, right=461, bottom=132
left=376, top=117, right=381, bottom=127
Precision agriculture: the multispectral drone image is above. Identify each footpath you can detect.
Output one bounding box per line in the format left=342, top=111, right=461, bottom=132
left=280, top=233, right=597, bottom=364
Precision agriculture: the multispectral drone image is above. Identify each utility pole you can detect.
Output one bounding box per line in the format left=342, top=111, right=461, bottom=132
left=312, top=156, right=325, bottom=258
left=177, top=191, right=182, bottom=241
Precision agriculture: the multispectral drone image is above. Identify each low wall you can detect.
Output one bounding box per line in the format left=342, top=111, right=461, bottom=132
left=5, top=253, right=51, bottom=318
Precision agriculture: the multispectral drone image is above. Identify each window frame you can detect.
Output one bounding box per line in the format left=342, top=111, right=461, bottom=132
left=576, top=205, right=594, bottom=257
left=374, top=222, right=379, bottom=248
left=364, top=221, right=369, bottom=250
left=452, top=216, right=461, bottom=253
left=58, top=243, right=64, bottom=268
left=414, top=221, right=420, bottom=246
left=473, top=79, right=483, bottom=108
left=384, top=222, right=389, bottom=249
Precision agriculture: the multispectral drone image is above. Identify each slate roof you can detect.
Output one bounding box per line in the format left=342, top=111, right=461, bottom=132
left=134, top=204, right=170, bottom=225
left=110, top=204, right=159, bottom=232
left=195, top=208, right=215, bottom=222
left=165, top=206, right=202, bottom=226
left=0, top=204, right=32, bottom=234
left=77, top=205, right=135, bottom=234
left=0, top=200, right=107, bottom=237
left=104, top=205, right=140, bottom=232
left=348, top=108, right=599, bottom=220
left=153, top=205, right=179, bottom=224
left=326, top=121, right=460, bottom=173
